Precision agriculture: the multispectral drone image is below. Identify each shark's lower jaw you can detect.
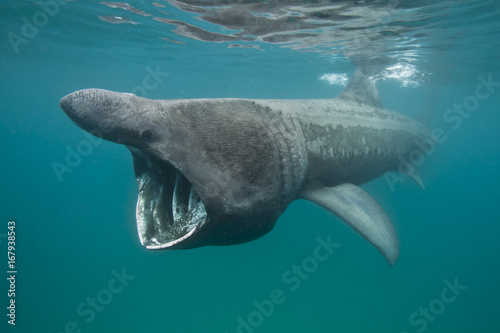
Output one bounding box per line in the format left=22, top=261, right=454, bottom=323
left=129, top=147, right=207, bottom=249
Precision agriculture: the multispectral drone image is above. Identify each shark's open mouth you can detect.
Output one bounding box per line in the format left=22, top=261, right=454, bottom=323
left=129, top=147, right=207, bottom=249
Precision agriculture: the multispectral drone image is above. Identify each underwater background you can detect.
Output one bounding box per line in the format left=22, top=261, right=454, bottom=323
left=1, top=0, right=500, bottom=332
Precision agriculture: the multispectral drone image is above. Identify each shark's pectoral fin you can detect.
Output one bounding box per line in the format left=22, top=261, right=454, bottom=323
left=300, top=183, right=399, bottom=266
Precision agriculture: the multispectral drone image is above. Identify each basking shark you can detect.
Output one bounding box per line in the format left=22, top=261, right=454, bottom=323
left=60, top=70, right=430, bottom=266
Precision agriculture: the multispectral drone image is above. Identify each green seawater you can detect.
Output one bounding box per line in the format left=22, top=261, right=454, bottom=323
left=1, top=1, right=500, bottom=332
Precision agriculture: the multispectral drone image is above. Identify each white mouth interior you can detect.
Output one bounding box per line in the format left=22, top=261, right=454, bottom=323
left=131, top=149, right=207, bottom=249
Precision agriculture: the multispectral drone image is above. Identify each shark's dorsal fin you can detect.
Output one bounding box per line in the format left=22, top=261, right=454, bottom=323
left=301, top=183, right=399, bottom=266
left=338, top=69, right=383, bottom=108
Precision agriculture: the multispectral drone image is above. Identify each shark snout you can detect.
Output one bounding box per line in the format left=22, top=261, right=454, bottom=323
left=59, top=89, right=112, bottom=137
left=60, top=89, right=150, bottom=146
left=59, top=89, right=117, bottom=130
left=60, top=93, right=75, bottom=118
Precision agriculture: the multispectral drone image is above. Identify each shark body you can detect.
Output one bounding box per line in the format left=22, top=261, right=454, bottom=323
left=60, top=70, right=430, bottom=266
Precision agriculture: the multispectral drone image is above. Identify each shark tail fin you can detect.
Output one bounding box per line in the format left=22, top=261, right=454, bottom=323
left=301, top=183, right=399, bottom=266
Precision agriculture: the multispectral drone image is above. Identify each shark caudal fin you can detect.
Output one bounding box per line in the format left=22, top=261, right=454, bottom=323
left=337, top=69, right=383, bottom=107
left=301, top=183, right=399, bottom=266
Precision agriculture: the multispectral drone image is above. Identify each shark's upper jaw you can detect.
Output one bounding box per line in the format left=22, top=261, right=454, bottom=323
left=130, top=147, right=208, bottom=249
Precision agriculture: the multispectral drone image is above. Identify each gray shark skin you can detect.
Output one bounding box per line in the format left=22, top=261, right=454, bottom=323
left=60, top=70, right=431, bottom=266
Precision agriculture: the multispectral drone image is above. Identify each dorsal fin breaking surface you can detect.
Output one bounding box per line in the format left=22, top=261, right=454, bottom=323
left=338, top=69, right=383, bottom=108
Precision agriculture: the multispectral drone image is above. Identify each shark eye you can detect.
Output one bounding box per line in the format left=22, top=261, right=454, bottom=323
left=141, top=130, right=153, bottom=141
